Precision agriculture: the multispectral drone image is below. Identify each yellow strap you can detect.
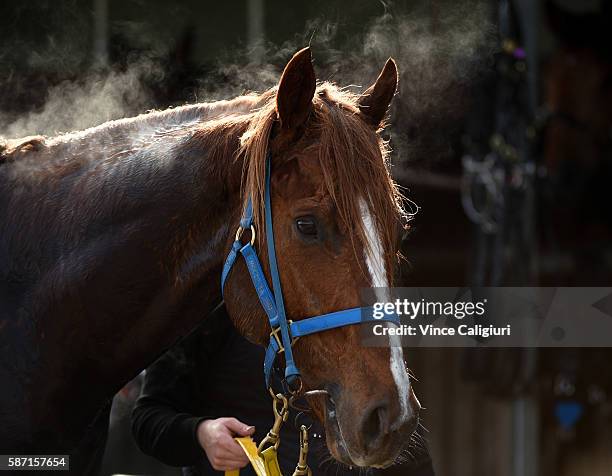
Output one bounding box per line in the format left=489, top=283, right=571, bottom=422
left=224, top=436, right=281, bottom=476
left=260, top=446, right=282, bottom=476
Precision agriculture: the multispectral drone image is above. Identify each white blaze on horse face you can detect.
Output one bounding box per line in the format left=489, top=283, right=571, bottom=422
left=359, top=199, right=411, bottom=427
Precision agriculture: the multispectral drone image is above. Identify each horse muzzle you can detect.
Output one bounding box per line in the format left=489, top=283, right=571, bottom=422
left=324, top=384, right=421, bottom=468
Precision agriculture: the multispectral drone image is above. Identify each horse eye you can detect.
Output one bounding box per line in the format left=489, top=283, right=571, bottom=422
left=296, top=217, right=318, bottom=236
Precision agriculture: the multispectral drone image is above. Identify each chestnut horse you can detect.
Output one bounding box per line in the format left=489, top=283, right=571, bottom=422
left=0, top=48, right=419, bottom=474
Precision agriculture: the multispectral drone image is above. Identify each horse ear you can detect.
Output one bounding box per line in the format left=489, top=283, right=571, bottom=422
left=276, top=47, right=316, bottom=130
left=358, top=58, right=399, bottom=128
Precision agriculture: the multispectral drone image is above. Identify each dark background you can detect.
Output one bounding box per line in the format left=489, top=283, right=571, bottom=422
left=1, top=1, right=611, bottom=475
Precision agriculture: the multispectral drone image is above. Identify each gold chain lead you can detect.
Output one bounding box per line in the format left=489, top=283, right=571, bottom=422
left=292, top=424, right=312, bottom=476
left=258, top=392, right=289, bottom=454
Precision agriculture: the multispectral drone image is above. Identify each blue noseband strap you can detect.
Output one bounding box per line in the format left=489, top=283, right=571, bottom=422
left=221, top=153, right=399, bottom=387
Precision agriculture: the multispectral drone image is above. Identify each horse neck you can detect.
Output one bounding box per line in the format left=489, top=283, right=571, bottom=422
left=6, top=106, right=252, bottom=435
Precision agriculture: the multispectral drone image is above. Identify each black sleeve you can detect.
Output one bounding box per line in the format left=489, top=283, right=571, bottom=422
left=131, top=310, right=231, bottom=467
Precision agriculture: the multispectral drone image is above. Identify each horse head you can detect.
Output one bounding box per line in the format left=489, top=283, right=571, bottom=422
left=223, top=48, right=420, bottom=468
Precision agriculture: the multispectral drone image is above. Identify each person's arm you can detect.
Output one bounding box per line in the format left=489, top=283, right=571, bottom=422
left=131, top=331, right=209, bottom=466
left=131, top=312, right=255, bottom=470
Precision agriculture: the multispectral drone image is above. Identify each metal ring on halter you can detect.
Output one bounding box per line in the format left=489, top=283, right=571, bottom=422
left=289, top=396, right=311, bottom=413
left=235, top=225, right=256, bottom=245
left=293, top=411, right=313, bottom=431
left=286, top=375, right=303, bottom=398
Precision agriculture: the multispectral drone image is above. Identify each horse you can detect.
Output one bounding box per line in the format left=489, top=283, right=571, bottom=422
left=0, top=47, right=420, bottom=474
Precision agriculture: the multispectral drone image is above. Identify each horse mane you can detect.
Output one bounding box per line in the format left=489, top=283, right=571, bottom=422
left=240, top=82, right=407, bottom=275
left=0, top=95, right=261, bottom=165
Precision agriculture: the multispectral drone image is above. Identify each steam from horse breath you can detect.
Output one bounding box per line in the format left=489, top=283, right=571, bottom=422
left=1, top=0, right=495, bottom=164
left=0, top=59, right=162, bottom=139
left=202, top=1, right=496, bottom=142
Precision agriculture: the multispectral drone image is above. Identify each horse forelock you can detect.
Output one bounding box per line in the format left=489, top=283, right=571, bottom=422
left=240, top=83, right=408, bottom=282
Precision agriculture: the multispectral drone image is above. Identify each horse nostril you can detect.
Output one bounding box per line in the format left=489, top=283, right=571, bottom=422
left=361, top=404, right=389, bottom=451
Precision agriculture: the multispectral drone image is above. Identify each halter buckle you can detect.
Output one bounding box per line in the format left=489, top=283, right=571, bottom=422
left=270, top=326, right=285, bottom=353
left=270, top=321, right=300, bottom=354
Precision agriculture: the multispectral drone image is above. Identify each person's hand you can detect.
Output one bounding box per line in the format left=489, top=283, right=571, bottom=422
left=196, top=417, right=255, bottom=471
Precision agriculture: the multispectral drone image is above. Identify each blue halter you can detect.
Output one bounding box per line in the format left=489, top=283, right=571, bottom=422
left=221, top=153, right=399, bottom=387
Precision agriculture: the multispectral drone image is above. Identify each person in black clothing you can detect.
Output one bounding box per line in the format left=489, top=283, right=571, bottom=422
left=131, top=306, right=435, bottom=475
